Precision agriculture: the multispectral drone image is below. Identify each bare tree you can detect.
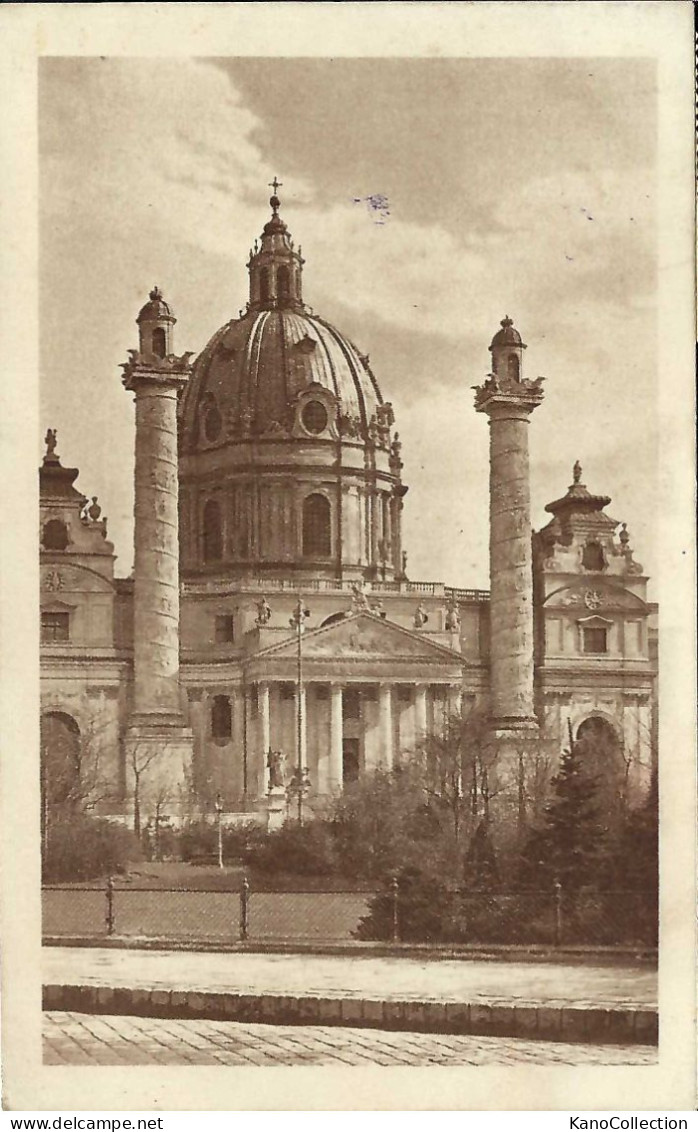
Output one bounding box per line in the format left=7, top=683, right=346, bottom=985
left=127, top=742, right=161, bottom=838
left=40, top=712, right=118, bottom=855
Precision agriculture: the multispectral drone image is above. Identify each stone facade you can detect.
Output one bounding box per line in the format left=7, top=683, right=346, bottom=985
left=39, top=195, right=657, bottom=828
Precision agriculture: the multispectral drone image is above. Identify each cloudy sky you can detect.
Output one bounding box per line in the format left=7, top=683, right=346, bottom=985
left=40, top=56, right=656, bottom=587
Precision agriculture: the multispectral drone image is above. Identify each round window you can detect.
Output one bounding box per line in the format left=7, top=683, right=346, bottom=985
left=302, top=400, right=328, bottom=434
left=204, top=406, right=222, bottom=442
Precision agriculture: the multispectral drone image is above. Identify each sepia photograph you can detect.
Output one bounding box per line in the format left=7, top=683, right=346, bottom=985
left=1, top=0, right=695, bottom=1115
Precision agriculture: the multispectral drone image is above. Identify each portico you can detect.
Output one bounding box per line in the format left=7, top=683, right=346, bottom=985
left=215, top=611, right=466, bottom=804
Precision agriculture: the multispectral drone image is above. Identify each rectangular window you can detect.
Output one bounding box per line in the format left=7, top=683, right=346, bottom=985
left=41, top=611, right=69, bottom=642
left=583, top=627, right=608, bottom=654
left=214, top=615, right=235, bottom=644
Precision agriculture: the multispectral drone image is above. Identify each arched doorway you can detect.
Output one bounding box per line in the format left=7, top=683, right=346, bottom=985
left=40, top=711, right=81, bottom=824
left=575, top=715, right=625, bottom=820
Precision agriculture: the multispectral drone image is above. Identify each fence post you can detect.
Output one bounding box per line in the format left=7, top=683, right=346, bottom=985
left=390, top=875, right=399, bottom=943
left=105, top=876, right=114, bottom=936
left=553, top=879, right=563, bottom=946
left=240, top=875, right=250, bottom=942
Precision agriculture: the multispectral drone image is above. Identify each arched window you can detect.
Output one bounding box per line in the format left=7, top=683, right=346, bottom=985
left=259, top=267, right=270, bottom=304
left=582, top=541, right=605, bottom=571
left=508, top=354, right=520, bottom=381
left=211, top=695, right=232, bottom=743
left=277, top=265, right=290, bottom=302
left=42, top=519, right=69, bottom=551
left=302, top=494, right=331, bottom=558
left=152, top=327, right=167, bottom=358
left=202, top=499, right=223, bottom=563
left=40, top=711, right=81, bottom=814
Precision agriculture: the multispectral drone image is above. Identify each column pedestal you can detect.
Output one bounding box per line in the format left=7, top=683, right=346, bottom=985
left=263, top=785, right=287, bottom=831
left=124, top=720, right=194, bottom=826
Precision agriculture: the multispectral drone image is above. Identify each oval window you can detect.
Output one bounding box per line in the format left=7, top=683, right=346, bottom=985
left=302, top=400, right=328, bottom=435
left=204, top=407, right=222, bottom=442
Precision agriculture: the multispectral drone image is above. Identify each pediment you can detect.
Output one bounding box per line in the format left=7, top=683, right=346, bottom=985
left=543, top=583, right=647, bottom=613
left=254, top=612, right=462, bottom=665
left=40, top=562, right=115, bottom=594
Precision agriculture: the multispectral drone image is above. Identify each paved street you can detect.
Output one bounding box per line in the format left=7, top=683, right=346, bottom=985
left=44, top=948, right=656, bottom=1008
left=44, top=1012, right=657, bottom=1066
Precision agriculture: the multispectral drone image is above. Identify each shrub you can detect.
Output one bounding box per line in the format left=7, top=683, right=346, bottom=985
left=42, top=815, right=143, bottom=883
left=355, top=866, right=454, bottom=942
left=251, top=821, right=339, bottom=877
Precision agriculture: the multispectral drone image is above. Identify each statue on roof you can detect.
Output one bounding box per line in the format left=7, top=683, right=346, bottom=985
left=255, top=596, right=272, bottom=626
left=573, top=460, right=582, bottom=484
left=445, top=600, right=461, bottom=633
left=45, top=428, right=57, bottom=458
left=413, top=601, right=429, bottom=629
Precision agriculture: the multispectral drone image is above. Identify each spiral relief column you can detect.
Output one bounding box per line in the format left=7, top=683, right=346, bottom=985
left=121, top=287, right=194, bottom=814
left=475, top=317, right=545, bottom=734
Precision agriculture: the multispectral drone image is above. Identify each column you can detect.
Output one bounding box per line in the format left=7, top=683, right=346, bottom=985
left=130, top=378, right=186, bottom=721
left=475, top=364, right=543, bottom=733
left=121, top=340, right=194, bottom=822
left=329, top=684, right=344, bottom=790
left=448, top=684, right=463, bottom=721
left=378, top=683, right=393, bottom=770
left=259, top=682, right=270, bottom=793
left=370, top=489, right=380, bottom=570
left=414, top=685, right=428, bottom=743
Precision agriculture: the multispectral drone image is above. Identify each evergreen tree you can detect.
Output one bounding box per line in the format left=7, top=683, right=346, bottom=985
left=520, top=734, right=607, bottom=894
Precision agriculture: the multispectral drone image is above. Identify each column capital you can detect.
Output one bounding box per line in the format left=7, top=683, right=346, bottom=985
left=121, top=355, right=193, bottom=395
left=474, top=376, right=544, bottom=418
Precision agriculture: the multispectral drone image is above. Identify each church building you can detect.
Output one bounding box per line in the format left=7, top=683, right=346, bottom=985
left=39, top=188, right=657, bottom=827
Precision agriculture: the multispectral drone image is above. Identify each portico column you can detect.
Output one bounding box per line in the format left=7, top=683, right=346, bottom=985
left=329, top=684, right=344, bottom=791
left=259, top=682, right=270, bottom=793
left=414, top=685, right=428, bottom=743
left=448, top=684, right=463, bottom=721
left=379, top=683, right=394, bottom=771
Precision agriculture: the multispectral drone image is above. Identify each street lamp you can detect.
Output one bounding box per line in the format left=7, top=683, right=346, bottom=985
left=289, top=597, right=310, bottom=824
left=214, top=792, right=224, bottom=870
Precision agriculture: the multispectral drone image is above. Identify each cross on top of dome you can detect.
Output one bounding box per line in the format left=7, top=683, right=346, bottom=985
left=268, top=176, right=283, bottom=215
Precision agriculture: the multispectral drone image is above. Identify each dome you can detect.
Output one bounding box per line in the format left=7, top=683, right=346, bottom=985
left=489, top=315, right=523, bottom=349
left=137, top=285, right=175, bottom=324
left=177, top=188, right=405, bottom=584
left=181, top=308, right=383, bottom=444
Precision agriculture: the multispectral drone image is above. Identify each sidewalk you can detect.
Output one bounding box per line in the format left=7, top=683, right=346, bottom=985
left=43, top=946, right=658, bottom=1046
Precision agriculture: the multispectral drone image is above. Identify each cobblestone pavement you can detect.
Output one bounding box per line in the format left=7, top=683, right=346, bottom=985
left=44, top=948, right=656, bottom=1009
left=44, top=1012, right=657, bottom=1066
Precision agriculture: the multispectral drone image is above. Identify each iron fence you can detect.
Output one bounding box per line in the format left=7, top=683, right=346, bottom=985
left=42, top=879, right=657, bottom=947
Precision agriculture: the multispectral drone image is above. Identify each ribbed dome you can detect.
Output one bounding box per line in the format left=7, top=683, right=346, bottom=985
left=181, top=307, right=384, bottom=444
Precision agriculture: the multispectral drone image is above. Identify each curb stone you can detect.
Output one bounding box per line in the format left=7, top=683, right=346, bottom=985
left=42, top=983, right=658, bottom=1046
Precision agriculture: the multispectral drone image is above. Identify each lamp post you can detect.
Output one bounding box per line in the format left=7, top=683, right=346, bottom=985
left=214, top=792, right=224, bottom=870
left=289, top=597, right=310, bottom=824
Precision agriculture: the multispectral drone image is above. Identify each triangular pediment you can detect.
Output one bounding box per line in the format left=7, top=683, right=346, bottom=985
left=254, top=612, right=462, bottom=665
